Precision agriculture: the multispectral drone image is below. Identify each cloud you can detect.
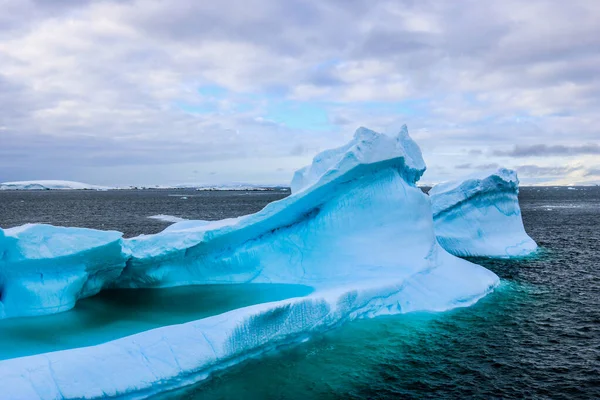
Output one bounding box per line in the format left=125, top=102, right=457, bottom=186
left=494, top=144, right=600, bottom=157
left=585, top=168, right=600, bottom=177
left=455, top=163, right=472, bottom=169
left=0, top=0, right=599, bottom=184
left=478, top=163, right=500, bottom=170
left=514, top=165, right=583, bottom=177
left=455, top=163, right=499, bottom=170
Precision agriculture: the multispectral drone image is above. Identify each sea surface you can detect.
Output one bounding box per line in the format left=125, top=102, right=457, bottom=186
left=0, top=187, right=599, bottom=399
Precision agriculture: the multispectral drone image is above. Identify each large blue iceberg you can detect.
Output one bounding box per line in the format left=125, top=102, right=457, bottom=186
left=430, top=168, right=538, bottom=257
left=0, top=126, right=500, bottom=399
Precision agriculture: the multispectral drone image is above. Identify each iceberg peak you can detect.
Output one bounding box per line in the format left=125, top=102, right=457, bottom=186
left=291, top=125, right=426, bottom=193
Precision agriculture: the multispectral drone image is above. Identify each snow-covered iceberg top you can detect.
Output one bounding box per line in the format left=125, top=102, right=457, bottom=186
left=291, top=125, right=425, bottom=193
left=0, top=180, right=111, bottom=190
left=430, top=168, right=538, bottom=257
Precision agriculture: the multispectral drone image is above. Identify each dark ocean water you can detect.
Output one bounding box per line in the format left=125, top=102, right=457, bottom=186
left=1, top=187, right=599, bottom=399
left=0, top=189, right=289, bottom=237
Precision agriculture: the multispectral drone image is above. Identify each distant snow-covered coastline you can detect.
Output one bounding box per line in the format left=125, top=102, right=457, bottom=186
left=0, top=180, right=111, bottom=191
left=0, top=180, right=289, bottom=191
left=126, top=184, right=288, bottom=191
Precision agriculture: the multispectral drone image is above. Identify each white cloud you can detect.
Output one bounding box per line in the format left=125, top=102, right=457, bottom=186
left=0, top=0, right=598, bottom=185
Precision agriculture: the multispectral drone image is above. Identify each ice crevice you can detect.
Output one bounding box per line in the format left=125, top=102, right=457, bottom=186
left=0, top=125, right=507, bottom=399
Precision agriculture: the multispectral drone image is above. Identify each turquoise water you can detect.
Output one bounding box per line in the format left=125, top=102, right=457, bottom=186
left=0, top=284, right=312, bottom=360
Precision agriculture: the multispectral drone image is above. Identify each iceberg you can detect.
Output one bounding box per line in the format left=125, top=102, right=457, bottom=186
left=147, top=214, right=188, bottom=223
left=0, top=224, right=126, bottom=319
left=0, top=126, right=500, bottom=399
left=429, top=168, right=538, bottom=257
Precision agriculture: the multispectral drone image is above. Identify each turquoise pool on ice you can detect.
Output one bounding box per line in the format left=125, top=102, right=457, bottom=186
left=0, top=284, right=313, bottom=361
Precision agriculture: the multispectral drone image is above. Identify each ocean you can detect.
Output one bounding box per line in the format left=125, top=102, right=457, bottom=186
left=0, top=187, right=598, bottom=399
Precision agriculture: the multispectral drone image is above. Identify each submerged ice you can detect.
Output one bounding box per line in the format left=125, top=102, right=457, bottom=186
left=430, top=168, right=538, bottom=257
left=0, top=126, right=500, bottom=399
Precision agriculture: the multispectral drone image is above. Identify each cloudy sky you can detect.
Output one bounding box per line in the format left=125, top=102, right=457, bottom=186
left=1, top=0, right=599, bottom=186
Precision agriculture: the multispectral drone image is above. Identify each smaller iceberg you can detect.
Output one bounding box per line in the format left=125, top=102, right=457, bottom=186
left=0, top=224, right=126, bottom=319
left=148, top=214, right=188, bottom=223
left=429, top=168, right=537, bottom=257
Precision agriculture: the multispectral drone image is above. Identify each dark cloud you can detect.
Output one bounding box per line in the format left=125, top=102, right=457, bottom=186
left=305, top=67, right=344, bottom=88
left=584, top=168, right=600, bottom=177
left=356, top=29, right=434, bottom=59
left=514, top=165, right=582, bottom=177
left=331, top=115, right=352, bottom=126
left=455, top=163, right=499, bottom=170
left=289, top=144, right=306, bottom=156
left=478, top=163, right=500, bottom=170
left=494, top=144, right=600, bottom=157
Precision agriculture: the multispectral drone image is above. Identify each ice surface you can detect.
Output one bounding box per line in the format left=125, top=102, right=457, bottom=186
left=0, top=224, right=126, bottom=319
left=0, top=126, right=500, bottom=399
left=430, top=168, right=538, bottom=257
left=0, top=180, right=111, bottom=190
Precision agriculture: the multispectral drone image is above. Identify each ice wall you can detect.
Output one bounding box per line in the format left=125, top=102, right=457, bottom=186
left=430, top=168, right=538, bottom=257
left=0, top=224, right=126, bottom=318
